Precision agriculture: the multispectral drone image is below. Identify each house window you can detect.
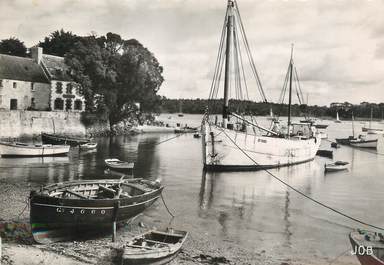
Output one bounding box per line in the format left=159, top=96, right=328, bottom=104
left=54, top=98, right=64, bottom=110
left=31, top=82, right=35, bottom=91
left=65, top=98, right=72, bottom=111
left=56, top=82, right=63, bottom=94
left=10, top=99, right=17, bottom=110
left=75, top=84, right=81, bottom=95
left=31, top=98, right=35, bottom=109
left=74, top=100, right=83, bottom=111
left=66, top=83, right=73, bottom=94
left=13, top=82, right=17, bottom=88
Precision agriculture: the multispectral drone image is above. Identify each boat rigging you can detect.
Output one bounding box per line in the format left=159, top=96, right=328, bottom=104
left=202, top=0, right=321, bottom=171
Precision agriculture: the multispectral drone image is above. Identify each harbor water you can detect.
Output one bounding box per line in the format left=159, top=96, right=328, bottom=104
left=1, top=114, right=384, bottom=264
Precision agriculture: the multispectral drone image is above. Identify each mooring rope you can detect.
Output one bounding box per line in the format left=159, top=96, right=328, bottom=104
left=161, top=193, right=175, bottom=218
left=220, top=128, right=384, bottom=231
left=154, top=125, right=201, bottom=146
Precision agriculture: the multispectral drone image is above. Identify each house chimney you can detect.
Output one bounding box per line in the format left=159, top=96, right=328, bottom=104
left=31, top=46, right=43, bottom=64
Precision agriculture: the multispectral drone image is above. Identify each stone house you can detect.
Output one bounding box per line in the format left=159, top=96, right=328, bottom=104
left=0, top=47, right=85, bottom=112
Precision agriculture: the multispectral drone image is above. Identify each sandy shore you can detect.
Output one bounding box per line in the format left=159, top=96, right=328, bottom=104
left=0, top=179, right=359, bottom=265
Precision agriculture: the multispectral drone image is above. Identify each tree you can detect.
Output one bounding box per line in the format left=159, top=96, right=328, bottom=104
left=65, top=33, right=164, bottom=129
left=0, top=37, right=27, bottom=57
left=39, top=29, right=80, bottom=56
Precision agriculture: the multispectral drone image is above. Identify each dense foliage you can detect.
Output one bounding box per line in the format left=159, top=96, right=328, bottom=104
left=160, top=98, right=384, bottom=119
left=0, top=37, right=27, bottom=57
left=62, top=32, right=164, bottom=127
left=38, top=29, right=80, bottom=57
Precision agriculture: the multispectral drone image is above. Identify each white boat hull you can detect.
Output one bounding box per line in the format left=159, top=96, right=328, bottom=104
left=350, top=139, right=377, bottom=148
left=324, top=164, right=348, bottom=172
left=0, top=142, right=70, bottom=157
left=202, top=124, right=321, bottom=171
left=133, top=125, right=176, bottom=133
left=367, top=128, right=384, bottom=134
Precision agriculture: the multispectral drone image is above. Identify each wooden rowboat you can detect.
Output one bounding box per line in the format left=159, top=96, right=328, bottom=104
left=335, top=136, right=356, bottom=145
left=41, top=132, right=90, bottom=147
left=79, top=142, right=98, bottom=150
left=349, top=230, right=384, bottom=265
left=324, top=161, right=349, bottom=173
left=30, top=178, right=163, bottom=244
left=105, top=158, right=135, bottom=173
left=122, top=228, right=188, bottom=265
left=0, top=141, right=70, bottom=157
left=350, top=138, right=378, bottom=149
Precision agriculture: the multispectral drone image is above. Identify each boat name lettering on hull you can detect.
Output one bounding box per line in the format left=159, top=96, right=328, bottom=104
left=351, top=245, right=373, bottom=255
left=56, top=207, right=106, bottom=215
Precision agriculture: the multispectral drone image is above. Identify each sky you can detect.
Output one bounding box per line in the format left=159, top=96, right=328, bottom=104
left=0, top=0, right=384, bottom=106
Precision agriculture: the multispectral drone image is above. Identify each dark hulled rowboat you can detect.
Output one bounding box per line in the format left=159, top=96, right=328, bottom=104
left=30, top=178, right=163, bottom=244
left=335, top=136, right=356, bottom=145
left=349, top=230, right=384, bottom=265
left=314, top=124, right=328, bottom=129
left=41, top=132, right=90, bottom=147
left=122, top=228, right=188, bottom=265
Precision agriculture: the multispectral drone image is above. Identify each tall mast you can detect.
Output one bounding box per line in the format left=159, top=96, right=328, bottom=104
left=352, top=112, right=355, bottom=138
left=222, top=0, right=234, bottom=128
left=369, top=106, right=373, bottom=129
left=287, top=45, right=294, bottom=135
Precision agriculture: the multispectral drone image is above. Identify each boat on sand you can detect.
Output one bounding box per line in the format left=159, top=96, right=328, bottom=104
left=30, top=178, right=163, bottom=244
left=121, top=228, right=188, bottom=265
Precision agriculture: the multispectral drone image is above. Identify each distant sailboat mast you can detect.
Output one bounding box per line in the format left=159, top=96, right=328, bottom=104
left=369, top=106, right=373, bottom=129
left=287, top=45, right=294, bottom=137
left=352, top=113, right=355, bottom=138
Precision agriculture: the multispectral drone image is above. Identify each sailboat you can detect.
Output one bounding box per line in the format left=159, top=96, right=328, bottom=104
left=362, top=107, right=383, bottom=134
left=267, top=107, right=274, bottom=120
left=178, top=101, right=184, bottom=117
left=201, top=0, right=321, bottom=171
left=334, top=111, right=341, bottom=123
left=336, top=113, right=377, bottom=148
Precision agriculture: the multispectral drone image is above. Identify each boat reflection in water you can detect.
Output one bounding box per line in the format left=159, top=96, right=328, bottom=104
left=198, top=161, right=320, bottom=253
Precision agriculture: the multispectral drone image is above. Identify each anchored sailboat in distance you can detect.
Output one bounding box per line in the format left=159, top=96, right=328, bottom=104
left=335, top=111, right=342, bottom=123
left=201, top=0, right=321, bottom=171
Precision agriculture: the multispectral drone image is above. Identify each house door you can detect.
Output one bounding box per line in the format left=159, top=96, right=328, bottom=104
left=10, top=99, right=17, bottom=110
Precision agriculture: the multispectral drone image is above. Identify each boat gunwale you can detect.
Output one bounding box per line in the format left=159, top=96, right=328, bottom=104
left=0, top=141, right=70, bottom=150
left=349, top=232, right=384, bottom=264
left=32, top=179, right=163, bottom=203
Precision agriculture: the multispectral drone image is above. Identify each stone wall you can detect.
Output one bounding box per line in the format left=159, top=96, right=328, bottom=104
left=0, top=110, right=109, bottom=139
left=0, top=79, right=50, bottom=111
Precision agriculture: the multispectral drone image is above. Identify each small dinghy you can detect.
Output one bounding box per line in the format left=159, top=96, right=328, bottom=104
left=0, top=141, right=70, bottom=157
left=42, top=132, right=90, bottom=147
left=30, top=178, right=163, bottom=244
left=122, top=228, right=188, bottom=265
left=350, top=136, right=378, bottom=149
left=193, top=133, right=201, bottom=138
left=349, top=229, right=384, bottom=265
left=79, top=142, right=98, bottom=150
left=105, top=158, right=135, bottom=173
left=324, top=161, right=349, bottom=173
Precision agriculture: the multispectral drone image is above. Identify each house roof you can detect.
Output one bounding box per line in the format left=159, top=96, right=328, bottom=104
left=0, top=54, right=50, bottom=83
left=41, top=54, right=72, bottom=81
